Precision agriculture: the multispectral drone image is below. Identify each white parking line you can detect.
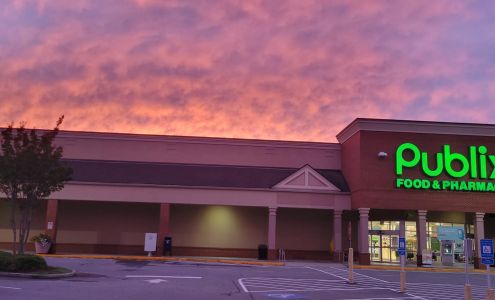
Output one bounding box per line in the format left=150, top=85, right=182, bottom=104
left=305, top=266, right=349, bottom=281
left=126, top=275, right=202, bottom=279
left=0, top=285, right=21, bottom=290
left=339, top=298, right=420, bottom=300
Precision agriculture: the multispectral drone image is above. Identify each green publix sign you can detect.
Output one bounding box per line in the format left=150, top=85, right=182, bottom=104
left=395, top=142, right=495, bottom=192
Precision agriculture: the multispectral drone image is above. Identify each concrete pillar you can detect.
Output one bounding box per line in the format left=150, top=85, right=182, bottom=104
left=157, top=203, right=171, bottom=256
left=474, top=212, right=485, bottom=269
left=333, top=210, right=343, bottom=262
left=400, top=220, right=406, bottom=238
left=268, top=207, right=277, bottom=260
left=358, top=208, right=370, bottom=265
left=416, top=210, right=427, bottom=266
left=45, top=199, right=59, bottom=253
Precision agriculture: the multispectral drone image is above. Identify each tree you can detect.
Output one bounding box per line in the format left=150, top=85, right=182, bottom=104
left=0, top=116, right=72, bottom=255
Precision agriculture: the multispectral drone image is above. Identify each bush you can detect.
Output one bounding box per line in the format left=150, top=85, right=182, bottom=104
left=12, top=255, right=47, bottom=272
left=30, top=233, right=52, bottom=245
left=0, top=252, right=13, bottom=271
left=0, top=251, right=12, bottom=257
left=0, top=253, right=47, bottom=272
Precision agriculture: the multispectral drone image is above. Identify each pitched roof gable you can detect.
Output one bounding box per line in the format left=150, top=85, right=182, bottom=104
left=272, top=165, right=341, bottom=192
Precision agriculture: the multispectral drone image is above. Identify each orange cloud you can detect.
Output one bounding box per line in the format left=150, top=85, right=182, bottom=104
left=0, top=1, right=494, bottom=142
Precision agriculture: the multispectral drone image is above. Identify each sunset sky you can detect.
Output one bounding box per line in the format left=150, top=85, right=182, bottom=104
left=1, top=1, right=495, bottom=142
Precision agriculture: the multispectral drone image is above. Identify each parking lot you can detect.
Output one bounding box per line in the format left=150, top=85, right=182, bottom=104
left=0, top=257, right=494, bottom=300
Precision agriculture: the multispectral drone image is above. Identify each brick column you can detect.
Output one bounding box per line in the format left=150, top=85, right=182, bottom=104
left=45, top=199, right=59, bottom=253
left=267, top=207, right=277, bottom=260
left=474, top=212, right=485, bottom=269
left=416, top=210, right=427, bottom=266
left=358, top=208, right=370, bottom=265
left=333, top=210, right=343, bottom=262
left=157, top=203, right=171, bottom=256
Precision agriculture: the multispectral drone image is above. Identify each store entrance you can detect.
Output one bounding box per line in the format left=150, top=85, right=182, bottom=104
left=369, top=230, right=400, bottom=263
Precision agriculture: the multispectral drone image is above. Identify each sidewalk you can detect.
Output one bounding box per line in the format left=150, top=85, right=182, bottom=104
left=37, top=254, right=495, bottom=273
left=352, top=263, right=495, bottom=274
left=40, top=253, right=285, bottom=267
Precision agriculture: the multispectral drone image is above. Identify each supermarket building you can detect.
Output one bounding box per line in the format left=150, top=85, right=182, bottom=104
left=1, top=118, right=494, bottom=267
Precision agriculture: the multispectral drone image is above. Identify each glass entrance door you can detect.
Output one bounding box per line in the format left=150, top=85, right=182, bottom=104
left=369, top=232, right=400, bottom=263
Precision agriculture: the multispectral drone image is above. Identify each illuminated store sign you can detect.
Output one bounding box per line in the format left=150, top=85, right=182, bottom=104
left=395, top=142, right=495, bottom=192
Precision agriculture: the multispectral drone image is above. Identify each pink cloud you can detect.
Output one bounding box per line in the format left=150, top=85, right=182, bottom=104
left=0, top=0, right=494, bottom=142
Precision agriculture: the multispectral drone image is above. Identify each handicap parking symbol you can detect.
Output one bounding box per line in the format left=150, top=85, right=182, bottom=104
left=483, top=245, right=492, bottom=254
left=266, top=293, right=307, bottom=299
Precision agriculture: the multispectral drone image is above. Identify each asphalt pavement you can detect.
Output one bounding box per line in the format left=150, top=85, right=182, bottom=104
left=0, top=257, right=494, bottom=300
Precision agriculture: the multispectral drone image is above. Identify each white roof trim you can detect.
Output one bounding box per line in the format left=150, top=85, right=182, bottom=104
left=272, top=165, right=340, bottom=192
left=336, top=118, right=495, bottom=143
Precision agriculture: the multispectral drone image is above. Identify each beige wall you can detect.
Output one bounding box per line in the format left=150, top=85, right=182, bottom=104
left=57, top=201, right=159, bottom=245
left=170, top=204, right=267, bottom=249
left=276, top=208, right=332, bottom=251
left=55, top=131, right=341, bottom=169
left=0, top=199, right=337, bottom=252
left=0, top=199, right=46, bottom=243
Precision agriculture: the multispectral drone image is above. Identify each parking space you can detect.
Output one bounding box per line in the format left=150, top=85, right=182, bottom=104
left=0, top=258, right=493, bottom=299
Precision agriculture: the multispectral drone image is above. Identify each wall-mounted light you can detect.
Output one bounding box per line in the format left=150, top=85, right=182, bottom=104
left=378, top=151, right=388, bottom=158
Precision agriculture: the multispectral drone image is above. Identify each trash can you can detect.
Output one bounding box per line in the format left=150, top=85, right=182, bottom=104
left=163, top=236, right=172, bottom=256
left=258, top=244, right=268, bottom=260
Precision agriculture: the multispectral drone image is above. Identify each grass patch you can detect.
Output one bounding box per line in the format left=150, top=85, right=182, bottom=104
left=29, top=266, right=73, bottom=275
left=0, top=266, right=73, bottom=275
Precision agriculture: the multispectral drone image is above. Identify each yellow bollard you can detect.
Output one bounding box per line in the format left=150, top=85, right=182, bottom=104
left=348, top=248, right=354, bottom=284
left=400, top=270, right=406, bottom=293
left=464, top=284, right=472, bottom=300
left=488, top=288, right=495, bottom=300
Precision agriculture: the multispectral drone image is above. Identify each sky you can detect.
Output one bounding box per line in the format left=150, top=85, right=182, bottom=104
left=1, top=0, right=495, bottom=142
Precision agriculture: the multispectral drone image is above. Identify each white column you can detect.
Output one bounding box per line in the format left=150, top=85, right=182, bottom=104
left=268, top=207, right=277, bottom=252
left=358, top=208, right=370, bottom=256
left=333, top=210, right=343, bottom=261
left=417, top=210, right=427, bottom=266
left=474, top=212, right=485, bottom=259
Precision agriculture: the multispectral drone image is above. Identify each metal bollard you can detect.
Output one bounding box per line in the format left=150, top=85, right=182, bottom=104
left=400, top=270, right=406, bottom=293
left=399, top=255, right=406, bottom=293
left=348, top=248, right=354, bottom=284
left=464, top=284, right=472, bottom=300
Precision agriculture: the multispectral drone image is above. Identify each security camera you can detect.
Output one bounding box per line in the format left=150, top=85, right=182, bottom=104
left=378, top=151, right=388, bottom=158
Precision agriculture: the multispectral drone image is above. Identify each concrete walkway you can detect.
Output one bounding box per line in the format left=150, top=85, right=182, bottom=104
left=40, top=253, right=495, bottom=274
left=40, top=253, right=285, bottom=267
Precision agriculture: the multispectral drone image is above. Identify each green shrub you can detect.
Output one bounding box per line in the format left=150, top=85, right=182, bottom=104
left=0, top=253, right=47, bottom=272
left=0, top=252, right=13, bottom=271
left=12, top=255, right=47, bottom=272
left=0, top=251, right=12, bottom=257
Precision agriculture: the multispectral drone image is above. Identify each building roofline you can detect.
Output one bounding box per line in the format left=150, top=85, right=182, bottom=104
left=336, top=118, right=495, bottom=143
left=5, top=127, right=339, bottom=150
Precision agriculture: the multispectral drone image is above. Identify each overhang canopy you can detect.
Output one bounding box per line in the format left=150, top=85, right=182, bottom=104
left=64, top=159, right=349, bottom=192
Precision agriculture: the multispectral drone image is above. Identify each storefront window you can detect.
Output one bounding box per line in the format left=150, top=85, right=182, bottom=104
left=369, top=220, right=473, bottom=264
left=427, top=222, right=469, bottom=253
left=368, top=221, right=400, bottom=231
left=405, top=221, right=417, bottom=260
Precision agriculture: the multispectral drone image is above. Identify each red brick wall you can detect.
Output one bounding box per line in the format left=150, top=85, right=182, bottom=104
left=343, top=130, right=495, bottom=212
left=341, top=132, right=361, bottom=191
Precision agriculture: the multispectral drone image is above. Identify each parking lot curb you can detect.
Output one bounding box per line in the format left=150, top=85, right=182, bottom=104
left=40, top=254, right=285, bottom=267
left=353, top=264, right=495, bottom=274
left=0, top=269, right=76, bottom=279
